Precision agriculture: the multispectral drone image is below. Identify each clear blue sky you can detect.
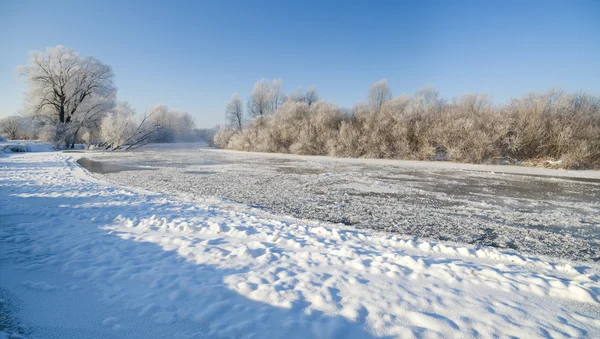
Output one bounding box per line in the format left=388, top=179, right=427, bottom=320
left=1, top=0, right=599, bottom=127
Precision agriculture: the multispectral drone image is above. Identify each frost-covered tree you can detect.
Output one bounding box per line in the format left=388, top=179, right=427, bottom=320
left=247, top=78, right=285, bottom=117
left=289, top=87, right=320, bottom=106
left=100, top=102, right=136, bottom=149
left=225, top=93, right=244, bottom=131
left=99, top=103, right=173, bottom=150
left=304, top=87, right=320, bottom=106
left=146, top=105, right=196, bottom=142
left=248, top=79, right=271, bottom=117
left=368, top=79, right=392, bottom=111
left=19, top=45, right=116, bottom=147
left=269, top=79, right=285, bottom=111
left=410, top=87, right=445, bottom=116
left=146, top=105, right=173, bottom=142
left=169, top=111, right=195, bottom=140
left=0, top=116, right=22, bottom=140
left=65, top=95, right=114, bottom=147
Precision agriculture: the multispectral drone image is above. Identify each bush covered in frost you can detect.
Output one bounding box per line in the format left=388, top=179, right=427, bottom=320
left=217, top=80, right=600, bottom=169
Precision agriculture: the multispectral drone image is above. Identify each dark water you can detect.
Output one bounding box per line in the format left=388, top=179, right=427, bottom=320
left=77, top=158, right=149, bottom=174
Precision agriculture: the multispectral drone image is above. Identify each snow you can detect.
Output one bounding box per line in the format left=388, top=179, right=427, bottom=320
left=1, top=151, right=600, bottom=338
left=86, top=145, right=600, bottom=261
left=0, top=141, right=55, bottom=154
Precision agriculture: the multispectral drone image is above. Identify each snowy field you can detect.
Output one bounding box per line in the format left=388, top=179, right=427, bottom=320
left=84, top=144, right=600, bottom=261
left=2, top=147, right=600, bottom=338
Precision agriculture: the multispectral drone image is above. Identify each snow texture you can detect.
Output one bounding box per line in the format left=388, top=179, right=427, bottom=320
left=1, top=151, right=600, bottom=338
left=1, top=141, right=55, bottom=154
left=88, top=145, right=600, bottom=261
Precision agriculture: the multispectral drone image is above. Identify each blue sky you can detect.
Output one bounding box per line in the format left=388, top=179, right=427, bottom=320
left=1, top=0, right=599, bottom=127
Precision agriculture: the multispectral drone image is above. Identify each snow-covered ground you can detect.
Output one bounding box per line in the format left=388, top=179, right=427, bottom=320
left=0, top=140, right=56, bottom=153
left=2, top=151, right=600, bottom=338
left=84, top=144, right=600, bottom=261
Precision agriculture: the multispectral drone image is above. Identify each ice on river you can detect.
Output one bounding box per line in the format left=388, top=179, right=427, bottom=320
left=85, top=144, right=600, bottom=261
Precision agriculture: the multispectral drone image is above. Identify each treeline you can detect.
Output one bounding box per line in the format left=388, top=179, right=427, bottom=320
left=215, top=79, right=600, bottom=169
left=3, top=45, right=205, bottom=149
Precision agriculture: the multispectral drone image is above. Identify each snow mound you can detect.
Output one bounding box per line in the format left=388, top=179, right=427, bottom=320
left=1, top=141, right=55, bottom=153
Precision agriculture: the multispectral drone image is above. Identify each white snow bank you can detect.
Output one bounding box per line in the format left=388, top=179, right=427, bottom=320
left=0, top=141, right=55, bottom=153
left=1, top=152, right=599, bottom=338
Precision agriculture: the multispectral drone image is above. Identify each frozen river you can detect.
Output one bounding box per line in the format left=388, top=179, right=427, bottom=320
left=80, top=143, right=600, bottom=261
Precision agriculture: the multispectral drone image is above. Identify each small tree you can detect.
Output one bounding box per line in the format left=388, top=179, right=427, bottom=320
left=100, top=102, right=136, bottom=149
left=0, top=116, right=22, bottom=140
left=248, top=79, right=272, bottom=117
left=368, top=79, right=392, bottom=111
left=247, top=78, right=285, bottom=117
left=226, top=93, right=244, bottom=131
left=269, top=79, right=285, bottom=111
left=289, top=87, right=320, bottom=106
left=305, top=87, right=320, bottom=106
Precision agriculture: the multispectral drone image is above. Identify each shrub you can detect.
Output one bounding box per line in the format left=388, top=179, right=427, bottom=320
left=214, top=84, right=600, bottom=169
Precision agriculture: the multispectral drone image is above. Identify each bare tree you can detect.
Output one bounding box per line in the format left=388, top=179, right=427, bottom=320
left=247, top=78, right=285, bottom=117
left=100, top=102, right=136, bottom=149
left=269, top=79, right=285, bottom=111
left=305, top=87, right=320, bottom=106
left=146, top=105, right=174, bottom=142
left=172, top=112, right=195, bottom=141
left=226, top=93, right=244, bottom=131
left=66, top=96, right=114, bottom=148
left=122, top=109, right=168, bottom=151
left=289, top=87, right=320, bottom=106
left=145, top=105, right=196, bottom=142
left=248, top=79, right=272, bottom=117
left=368, top=79, right=392, bottom=111
left=412, top=87, right=445, bottom=116
left=19, top=45, right=116, bottom=147
left=0, top=116, right=22, bottom=140
left=99, top=104, right=169, bottom=151
left=453, top=93, right=492, bottom=115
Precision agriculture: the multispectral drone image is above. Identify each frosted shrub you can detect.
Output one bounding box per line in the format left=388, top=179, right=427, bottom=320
left=213, top=128, right=234, bottom=149
left=217, top=79, right=600, bottom=169
left=433, top=94, right=500, bottom=163
left=227, top=129, right=253, bottom=151
left=262, top=101, right=307, bottom=152
left=79, top=128, right=93, bottom=145
left=501, top=90, right=600, bottom=168
left=331, top=120, right=364, bottom=157
left=364, top=96, right=411, bottom=158
left=37, top=124, right=57, bottom=142
left=291, top=101, right=343, bottom=155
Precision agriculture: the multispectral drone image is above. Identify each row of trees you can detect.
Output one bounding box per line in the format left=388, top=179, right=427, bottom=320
left=98, top=103, right=196, bottom=150
left=223, top=79, right=321, bottom=133
left=2, top=45, right=200, bottom=149
left=215, top=79, right=600, bottom=169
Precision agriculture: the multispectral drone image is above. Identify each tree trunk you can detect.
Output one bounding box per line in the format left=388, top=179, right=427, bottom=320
left=59, top=98, right=66, bottom=123
left=70, top=127, right=80, bottom=149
